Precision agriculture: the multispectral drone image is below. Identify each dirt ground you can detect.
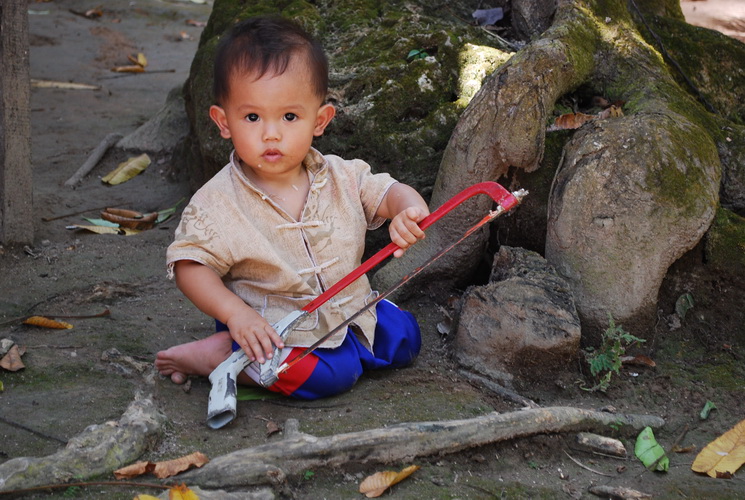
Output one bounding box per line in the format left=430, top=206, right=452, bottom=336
left=1, top=1, right=744, bottom=499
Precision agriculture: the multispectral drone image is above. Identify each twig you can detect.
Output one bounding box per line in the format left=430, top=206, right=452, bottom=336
left=0, top=480, right=170, bottom=497
left=42, top=204, right=120, bottom=222
left=0, top=415, right=67, bottom=444
left=64, top=132, right=123, bottom=187
left=0, top=309, right=110, bottom=327
left=458, top=369, right=540, bottom=408
left=564, top=450, right=614, bottom=477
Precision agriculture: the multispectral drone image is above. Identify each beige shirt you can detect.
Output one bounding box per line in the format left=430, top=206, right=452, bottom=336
left=167, top=148, right=396, bottom=349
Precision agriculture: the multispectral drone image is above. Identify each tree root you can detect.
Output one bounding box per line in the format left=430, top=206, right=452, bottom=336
left=181, top=406, right=664, bottom=488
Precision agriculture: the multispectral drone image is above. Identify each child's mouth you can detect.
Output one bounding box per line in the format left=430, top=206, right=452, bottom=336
left=262, top=150, right=282, bottom=162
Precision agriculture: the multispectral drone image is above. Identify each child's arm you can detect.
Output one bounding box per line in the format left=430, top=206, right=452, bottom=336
left=173, top=260, right=284, bottom=364
left=377, top=183, right=430, bottom=258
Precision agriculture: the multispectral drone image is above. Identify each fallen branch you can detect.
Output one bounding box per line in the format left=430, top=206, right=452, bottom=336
left=459, top=369, right=540, bottom=408
left=0, top=394, right=165, bottom=491
left=64, top=132, right=122, bottom=187
left=181, top=406, right=664, bottom=488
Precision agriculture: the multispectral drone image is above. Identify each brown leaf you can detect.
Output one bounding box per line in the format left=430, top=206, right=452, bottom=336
left=359, top=465, right=420, bottom=498
left=547, top=112, right=596, bottom=132
left=114, top=452, right=209, bottom=480
left=598, top=104, right=624, bottom=119
left=101, top=208, right=157, bottom=230
left=114, top=460, right=155, bottom=480
left=23, top=316, right=73, bottom=329
left=154, top=452, right=209, bottom=478
left=620, top=354, right=656, bottom=368
left=0, top=345, right=25, bottom=372
left=266, top=419, right=281, bottom=437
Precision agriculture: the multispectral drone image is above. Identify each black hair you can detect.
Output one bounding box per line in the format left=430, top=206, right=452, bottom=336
left=212, top=16, right=328, bottom=104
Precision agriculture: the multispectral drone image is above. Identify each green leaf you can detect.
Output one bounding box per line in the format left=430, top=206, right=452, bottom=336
left=0, top=380, right=4, bottom=392
left=156, top=197, right=185, bottom=224
left=406, top=49, right=429, bottom=60
left=675, top=293, right=694, bottom=321
left=83, top=218, right=120, bottom=228
left=700, top=401, right=717, bottom=420
left=635, top=427, right=669, bottom=472
left=236, top=386, right=282, bottom=401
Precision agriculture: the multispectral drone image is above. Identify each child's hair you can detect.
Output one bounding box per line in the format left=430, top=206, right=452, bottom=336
left=213, top=16, right=329, bottom=105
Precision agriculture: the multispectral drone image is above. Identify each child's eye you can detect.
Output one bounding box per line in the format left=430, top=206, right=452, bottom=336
left=284, top=113, right=298, bottom=122
left=246, top=113, right=259, bottom=122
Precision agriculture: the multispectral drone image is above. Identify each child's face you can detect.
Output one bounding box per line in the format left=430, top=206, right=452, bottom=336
left=209, top=56, right=335, bottom=183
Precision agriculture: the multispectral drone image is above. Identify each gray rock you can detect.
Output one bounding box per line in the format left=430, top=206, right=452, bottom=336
left=453, top=246, right=581, bottom=384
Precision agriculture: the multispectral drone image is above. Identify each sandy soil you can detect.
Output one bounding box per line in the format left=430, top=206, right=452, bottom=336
left=1, top=1, right=744, bottom=499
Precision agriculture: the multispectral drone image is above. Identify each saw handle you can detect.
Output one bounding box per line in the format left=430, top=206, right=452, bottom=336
left=301, top=181, right=518, bottom=314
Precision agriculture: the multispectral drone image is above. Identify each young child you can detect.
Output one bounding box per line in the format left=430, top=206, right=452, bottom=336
left=155, top=16, right=429, bottom=399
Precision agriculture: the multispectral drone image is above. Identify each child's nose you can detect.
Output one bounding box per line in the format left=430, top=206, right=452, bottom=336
left=263, top=122, right=281, bottom=141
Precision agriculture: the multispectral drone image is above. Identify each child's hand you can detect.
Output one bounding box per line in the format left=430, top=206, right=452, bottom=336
left=390, top=206, right=428, bottom=258
left=225, top=308, right=285, bottom=364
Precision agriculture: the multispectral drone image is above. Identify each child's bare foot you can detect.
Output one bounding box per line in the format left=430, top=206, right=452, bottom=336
left=155, top=331, right=233, bottom=384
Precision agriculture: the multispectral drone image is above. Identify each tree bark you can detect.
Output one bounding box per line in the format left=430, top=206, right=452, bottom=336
left=0, top=0, right=33, bottom=245
left=181, top=406, right=664, bottom=488
left=372, top=0, right=597, bottom=293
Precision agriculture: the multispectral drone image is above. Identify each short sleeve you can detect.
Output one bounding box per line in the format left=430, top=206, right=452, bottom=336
left=349, top=159, right=397, bottom=230
left=166, top=200, right=232, bottom=278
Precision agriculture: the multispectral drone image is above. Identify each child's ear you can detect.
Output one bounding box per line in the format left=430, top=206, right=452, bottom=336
left=209, top=105, right=232, bottom=139
left=313, top=103, right=336, bottom=137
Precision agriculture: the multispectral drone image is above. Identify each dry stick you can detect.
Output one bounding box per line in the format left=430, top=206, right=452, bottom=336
left=41, top=204, right=118, bottom=222
left=180, top=407, right=664, bottom=488
left=0, top=309, right=110, bottom=327
left=458, top=369, right=540, bottom=408
left=564, top=450, right=614, bottom=477
left=0, top=415, right=67, bottom=444
left=0, top=480, right=169, bottom=497
left=63, top=132, right=122, bottom=187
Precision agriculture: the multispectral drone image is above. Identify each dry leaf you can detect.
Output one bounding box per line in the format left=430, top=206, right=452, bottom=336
left=620, top=354, right=656, bottom=368
left=114, top=452, right=209, bottom=480
left=168, top=483, right=199, bottom=500
left=692, top=419, right=745, bottom=478
left=547, top=112, right=596, bottom=132
left=101, top=208, right=158, bottom=230
left=102, top=153, right=151, bottom=185
left=266, top=419, right=281, bottom=437
left=23, top=316, right=73, bottom=329
left=31, top=79, right=100, bottom=90
left=127, top=52, right=148, bottom=68
left=359, top=465, right=420, bottom=498
left=154, top=452, right=209, bottom=478
left=111, top=64, right=145, bottom=73
left=0, top=345, right=25, bottom=372
left=598, top=104, right=624, bottom=119
left=114, top=460, right=155, bottom=479
left=133, top=495, right=160, bottom=500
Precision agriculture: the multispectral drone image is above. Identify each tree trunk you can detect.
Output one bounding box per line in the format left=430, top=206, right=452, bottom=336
left=373, top=0, right=739, bottom=341
left=0, top=0, right=33, bottom=245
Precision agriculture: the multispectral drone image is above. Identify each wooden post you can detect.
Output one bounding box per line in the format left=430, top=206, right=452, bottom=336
left=0, top=0, right=33, bottom=245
